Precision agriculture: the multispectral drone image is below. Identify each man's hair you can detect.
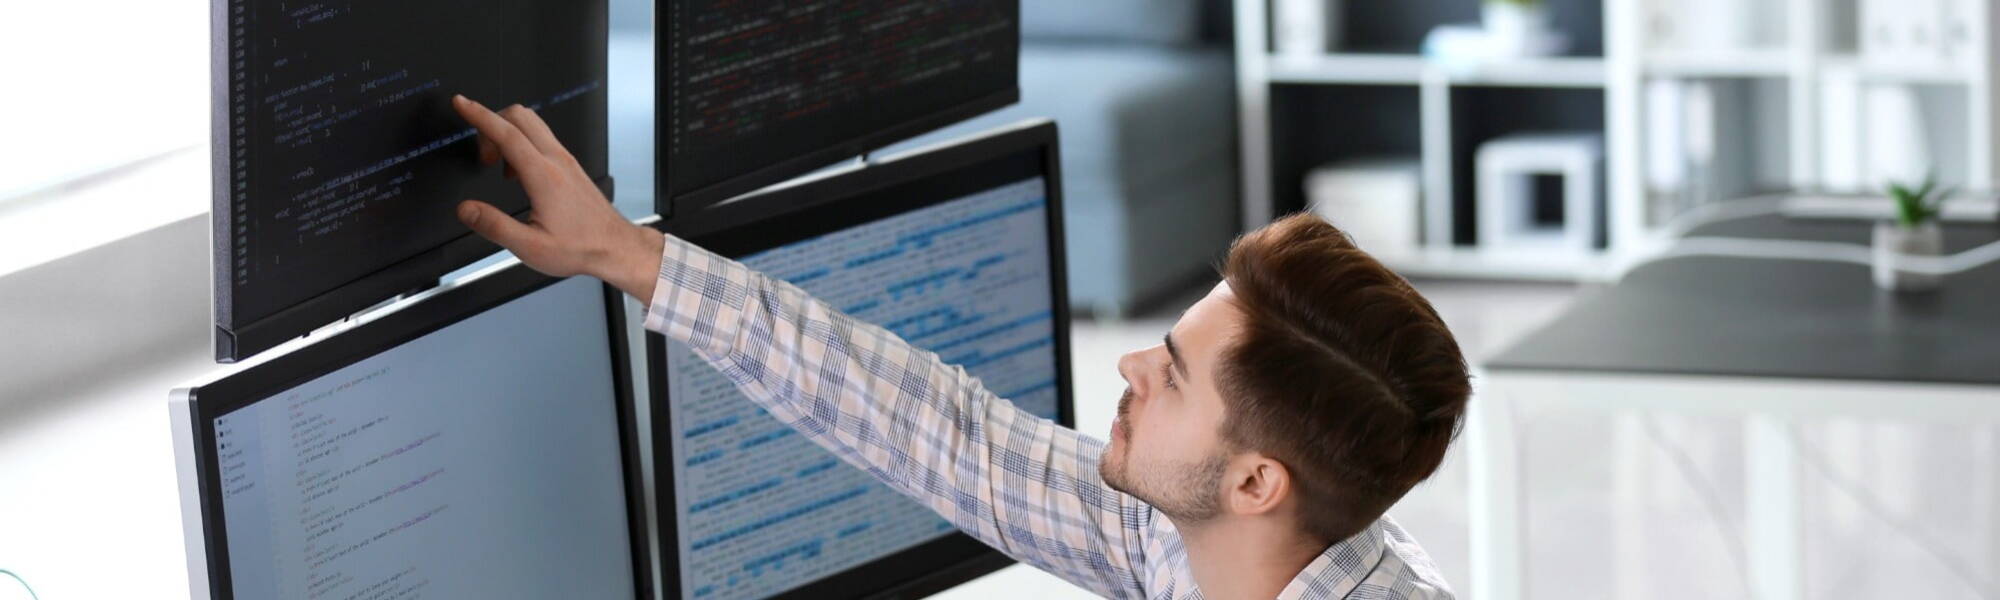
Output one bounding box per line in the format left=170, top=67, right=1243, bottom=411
left=1216, top=213, right=1470, bottom=544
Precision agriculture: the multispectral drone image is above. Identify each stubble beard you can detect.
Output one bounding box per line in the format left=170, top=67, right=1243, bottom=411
left=1100, top=388, right=1229, bottom=522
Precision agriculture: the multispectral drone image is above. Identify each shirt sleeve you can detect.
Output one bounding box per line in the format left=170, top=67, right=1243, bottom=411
left=642, top=233, right=1153, bottom=598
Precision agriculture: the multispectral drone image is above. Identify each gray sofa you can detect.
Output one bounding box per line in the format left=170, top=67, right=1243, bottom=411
left=609, top=0, right=1239, bottom=317
left=888, top=0, right=1240, bottom=317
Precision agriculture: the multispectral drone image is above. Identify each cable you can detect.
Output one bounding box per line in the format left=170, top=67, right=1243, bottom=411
left=1627, top=192, right=2000, bottom=276
left=1653, top=195, right=1791, bottom=239
left=1663, top=236, right=1875, bottom=267
left=1647, top=233, right=2000, bottom=274
left=1785, top=428, right=1999, bottom=598
left=1637, top=414, right=1754, bottom=598
left=0, top=569, right=38, bottom=600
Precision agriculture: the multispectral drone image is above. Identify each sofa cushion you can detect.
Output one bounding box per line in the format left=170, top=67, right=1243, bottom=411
left=888, top=44, right=1233, bottom=204
left=883, top=43, right=1237, bottom=313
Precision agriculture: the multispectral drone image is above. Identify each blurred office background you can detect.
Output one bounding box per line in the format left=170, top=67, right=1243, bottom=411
left=3, top=0, right=1997, bottom=599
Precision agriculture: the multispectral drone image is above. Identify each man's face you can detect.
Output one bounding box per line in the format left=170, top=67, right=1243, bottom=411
left=1100, top=282, right=1243, bottom=521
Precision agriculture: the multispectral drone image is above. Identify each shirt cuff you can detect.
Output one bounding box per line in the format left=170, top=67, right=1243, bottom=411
left=641, top=234, right=679, bottom=334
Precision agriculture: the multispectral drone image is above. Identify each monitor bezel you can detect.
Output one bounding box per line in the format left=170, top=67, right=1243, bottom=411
left=646, top=120, right=1073, bottom=600
left=650, top=0, right=1021, bottom=219
left=209, top=0, right=615, bottom=363
left=177, top=263, right=656, bottom=600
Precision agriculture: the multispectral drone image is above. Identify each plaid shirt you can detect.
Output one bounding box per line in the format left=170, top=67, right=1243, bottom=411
left=643, top=234, right=1454, bottom=599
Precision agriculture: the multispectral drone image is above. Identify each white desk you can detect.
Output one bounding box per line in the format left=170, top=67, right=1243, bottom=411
left=1469, top=214, right=2000, bottom=600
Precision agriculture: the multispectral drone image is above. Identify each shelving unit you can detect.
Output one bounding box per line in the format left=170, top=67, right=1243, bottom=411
left=1640, top=49, right=1792, bottom=78
left=1235, top=0, right=2000, bottom=283
left=1266, top=54, right=1606, bottom=88
left=1238, top=0, right=1618, bottom=282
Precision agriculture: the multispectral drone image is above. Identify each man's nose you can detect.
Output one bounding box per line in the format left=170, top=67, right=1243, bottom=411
left=1116, top=350, right=1149, bottom=395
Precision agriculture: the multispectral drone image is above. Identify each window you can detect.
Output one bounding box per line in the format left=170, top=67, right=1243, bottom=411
left=0, top=0, right=207, bottom=205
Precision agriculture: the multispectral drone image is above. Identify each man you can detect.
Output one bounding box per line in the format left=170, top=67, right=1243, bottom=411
left=448, top=95, right=1469, bottom=599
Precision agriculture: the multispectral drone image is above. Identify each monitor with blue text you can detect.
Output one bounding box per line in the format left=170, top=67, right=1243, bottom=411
left=649, top=120, right=1072, bottom=600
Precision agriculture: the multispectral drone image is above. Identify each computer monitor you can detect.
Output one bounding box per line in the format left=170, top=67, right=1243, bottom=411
left=647, top=120, right=1071, bottom=599
left=655, top=0, right=1020, bottom=217
left=212, top=0, right=611, bottom=362
left=170, top=262, right=653, bottom=600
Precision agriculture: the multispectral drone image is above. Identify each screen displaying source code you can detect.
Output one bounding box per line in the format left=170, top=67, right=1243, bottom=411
left=663, top=178, right=1058, bottom=599
left=662, top=0, right=1017, bottom=201
left=213, top=276, right=636, bottom=599
left=219, top=0, right=607, bottom=331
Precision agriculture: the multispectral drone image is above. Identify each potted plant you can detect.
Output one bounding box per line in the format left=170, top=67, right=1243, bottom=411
left=1873, top=173, right=1948, bottom=291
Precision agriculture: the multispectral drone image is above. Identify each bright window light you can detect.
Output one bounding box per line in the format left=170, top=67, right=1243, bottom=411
left=0, top=0, right=207, bottom=203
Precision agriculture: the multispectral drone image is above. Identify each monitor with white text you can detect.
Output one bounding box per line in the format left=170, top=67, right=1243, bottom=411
left=172, top=263, right=652, bottom=600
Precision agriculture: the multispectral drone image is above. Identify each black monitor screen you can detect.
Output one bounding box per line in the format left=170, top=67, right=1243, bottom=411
left=651, top=122, right=1069, bottom=600
left=658, top=0, right=1019, bottom=215
left=175, top=267, right=650, bottom=599
left=213, top=0, right=609, bottom=361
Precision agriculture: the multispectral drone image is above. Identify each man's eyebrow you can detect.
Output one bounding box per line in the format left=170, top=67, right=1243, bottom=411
left=1163, top=332, right=1192, bottom=381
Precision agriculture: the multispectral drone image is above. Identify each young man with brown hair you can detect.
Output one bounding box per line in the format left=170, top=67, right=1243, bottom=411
left=450, top=96, right=1469, bottom=599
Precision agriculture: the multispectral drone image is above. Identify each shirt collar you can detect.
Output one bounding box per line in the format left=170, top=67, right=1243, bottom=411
left=1274, top=520, right=1389, bottom=599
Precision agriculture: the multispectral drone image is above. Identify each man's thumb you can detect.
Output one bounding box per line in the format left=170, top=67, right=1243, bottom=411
left=457, top=200, right=484, bottom=227
left=457, top=200, right=540, bottom=252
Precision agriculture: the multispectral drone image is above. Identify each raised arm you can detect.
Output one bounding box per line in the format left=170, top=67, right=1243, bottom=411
left=447, top=96, right=1155, bottom=598
left=645, top=233, right=1152, bottom=596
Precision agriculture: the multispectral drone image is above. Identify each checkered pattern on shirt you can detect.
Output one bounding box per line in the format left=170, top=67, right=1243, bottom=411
left=643, top=234, right=1455, bottom=599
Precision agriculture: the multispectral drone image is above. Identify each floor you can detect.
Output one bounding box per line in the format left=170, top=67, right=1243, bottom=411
left=942, top=278, right=2000, bottom=599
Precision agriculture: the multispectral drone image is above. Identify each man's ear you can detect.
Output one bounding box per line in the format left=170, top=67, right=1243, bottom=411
left=1226, top=454, right=1292, bottom=516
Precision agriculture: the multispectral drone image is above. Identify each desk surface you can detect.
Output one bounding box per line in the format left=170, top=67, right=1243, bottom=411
left=1488, top=213, right=2000, bottom=385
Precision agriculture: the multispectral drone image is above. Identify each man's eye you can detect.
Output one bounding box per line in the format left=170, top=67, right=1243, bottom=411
left=1160, top=363, right=1177, bottom=390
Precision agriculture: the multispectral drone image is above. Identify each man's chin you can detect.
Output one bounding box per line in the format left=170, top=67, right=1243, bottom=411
left=1098, top=454, right=1128, bottom=494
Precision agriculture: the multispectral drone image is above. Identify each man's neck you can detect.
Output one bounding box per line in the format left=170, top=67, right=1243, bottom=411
left=1175, top=517, right=1326, bottom=600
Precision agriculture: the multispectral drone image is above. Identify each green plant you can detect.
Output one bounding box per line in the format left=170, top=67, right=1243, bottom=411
left=1888, top=172, right=1951, bottom=228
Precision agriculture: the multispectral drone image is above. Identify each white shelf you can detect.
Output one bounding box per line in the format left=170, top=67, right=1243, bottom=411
left=1450, top=56, right=1608, bottom=88
left=1373, top=246, right=1618, bottom=282
left=1265, top=54, right=1607, bottom=88
left=1642, top=48, right=1791, bottom=78
left=1268, top=53, right=1425, bottom=85
left=1821, top=54, right=1975, bottom=85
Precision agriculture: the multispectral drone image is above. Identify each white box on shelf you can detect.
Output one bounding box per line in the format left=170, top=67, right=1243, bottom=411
left=1642, top=81, right=1685, bottom=190
left=1641, top=0, right=1774, bottom=53
left=1475, top=134, right=1604, bottom=252
left=1273, top=0, right=1339, bottom=56
left=1861, top=84, right=1933, bottom=189
left=1820, top=67, right=1865, bottom=191
left=1305, top=158, right=1422, bottom=255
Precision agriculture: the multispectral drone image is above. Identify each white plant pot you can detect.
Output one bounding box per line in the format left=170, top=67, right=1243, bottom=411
left=1872, top=221, right=1944, bottom=291
left=1273, top=0, right=1340, bottom=56
left=1483, top=2, right=1550, bottom=56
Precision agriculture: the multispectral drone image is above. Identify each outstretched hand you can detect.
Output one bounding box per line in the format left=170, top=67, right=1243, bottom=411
left=451, top=94, right=663, bottom=301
